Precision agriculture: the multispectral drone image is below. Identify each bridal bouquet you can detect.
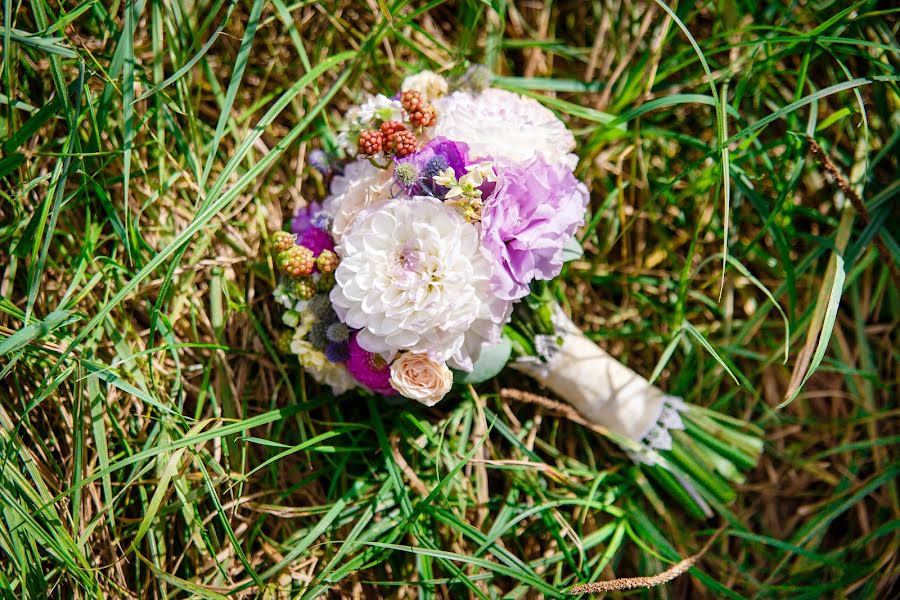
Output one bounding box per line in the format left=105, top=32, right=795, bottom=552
left=271, top=67, right=761, bottom=514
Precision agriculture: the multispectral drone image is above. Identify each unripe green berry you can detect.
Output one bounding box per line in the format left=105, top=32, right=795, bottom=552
left=275, top=330, right=293, bottom=354
left=317, top=272, right=336, bottom=292
left=292, top=278, right=317, bottom=300
left=277, top=245, right=315, bottom=278
left=272, top=230, right=296, bottom=253
left=316, top=249, right=339, bottom=274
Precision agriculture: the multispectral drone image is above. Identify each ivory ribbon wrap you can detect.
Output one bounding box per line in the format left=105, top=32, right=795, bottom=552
left=513, top=308, right=683, bottom=446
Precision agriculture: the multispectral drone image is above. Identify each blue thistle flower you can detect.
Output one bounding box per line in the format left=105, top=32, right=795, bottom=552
left=325, top=341, right=349, bottom=363
left=423, top=155, right=450, bottom=179
left=326, top=322, right=350, bottom=343
left=394, top=162, right=419, bottom=187
left=307, top=149, right=331, bottom=175
left=310, top=211, right=332, bottom=230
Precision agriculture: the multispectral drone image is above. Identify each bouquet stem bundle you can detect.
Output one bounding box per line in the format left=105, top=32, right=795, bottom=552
left=505, top=289, right=763, bottom=518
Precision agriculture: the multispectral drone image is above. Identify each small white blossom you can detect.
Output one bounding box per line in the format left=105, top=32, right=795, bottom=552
left=282, top=310, right=299, bottom=327
left=335, top=106, right=363, bottom=156
left=336, top=130, right=356, bottom=156
left=273, top=284, right=293, bottom=309
left=434, top=163, right=496, bottom=222
left=358, top=94, right=404, bottom=125
left=463, top=161, right=497, bottom=186
left=291, top=333, right=356, bottom=395
left=315, top=361, right=356, bottom=395
left=432, top=167, right=458, bottom=190
left=291, top=338, right=327, bottom=371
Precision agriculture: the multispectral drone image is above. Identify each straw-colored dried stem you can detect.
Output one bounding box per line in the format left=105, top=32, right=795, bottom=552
left=567, top=529, right=723, bottom=594
left=500, top=388, right=608, bottom=438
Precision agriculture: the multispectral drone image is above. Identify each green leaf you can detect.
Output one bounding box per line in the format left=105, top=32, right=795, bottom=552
left=0, top=310, right=76, bottom=355
left=454, top=338, right=512, bottom=384
left=561, top=235, right=584, bottom=262
left=779, top=254, right=846, bottom=407
left=0, top=77, right=80, bottom=153
left=0, top=152, right=24, bottom=177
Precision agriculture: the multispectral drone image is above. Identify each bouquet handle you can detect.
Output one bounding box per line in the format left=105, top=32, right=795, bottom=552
left=511, top=306, right=685, bottom=451
left=510, top=303, right=763, bottom=517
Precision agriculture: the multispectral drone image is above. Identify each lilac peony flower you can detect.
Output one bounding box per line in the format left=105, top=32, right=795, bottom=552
left=347, top=333, right=395, bottom=395
left=481, top=156, right=589, bottom=300
left=393, top=137, right=470, bottom=196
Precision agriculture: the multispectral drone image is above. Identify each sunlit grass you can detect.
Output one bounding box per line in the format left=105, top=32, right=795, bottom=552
left=0, top=0, right=897, bottom=597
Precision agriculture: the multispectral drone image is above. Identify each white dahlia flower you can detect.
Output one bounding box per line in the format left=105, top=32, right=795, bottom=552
left=431, top=88, right=578, bottom=170
left=330, top=196, right=511, bottom=370
left=322, top=159, right=395, bottom=243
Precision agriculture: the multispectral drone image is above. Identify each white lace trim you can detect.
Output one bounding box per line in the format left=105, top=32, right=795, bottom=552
left=641, top=395, right=686, bottom=451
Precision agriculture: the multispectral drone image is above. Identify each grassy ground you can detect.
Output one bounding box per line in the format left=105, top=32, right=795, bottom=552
left=1, top=0, right=897, bottom=598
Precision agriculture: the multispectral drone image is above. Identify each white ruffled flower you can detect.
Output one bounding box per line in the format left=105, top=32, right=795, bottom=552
left=316, top=361, right=357, bottom=395
left=291, top=333, right=356, bottom=395
left=322, top=159, right=395, bottom=243
left=401, top=70, right=448, bottom=102
left=358, top=94, right=404, bottom=124
left=296, top=310, right=315, bottom=338
left=431, top=88, right=578, bottom=170
left=390, top=352, right=453, bottom=407
left=291, top=337, right=327, bottom=371
left=330, top=196, right=511, bottom=371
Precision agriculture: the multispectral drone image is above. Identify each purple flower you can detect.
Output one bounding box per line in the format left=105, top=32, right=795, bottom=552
left=292, top=201, right=336, bottom=256
left=347, top=333, right=395, bottom=396
left=481, top=156, right=589, bottom=300
left=291, top=201, right=322, bottom=235
left=394, top=137, right=469, bottom=196
left=298, top=227, right=335, bottom=256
